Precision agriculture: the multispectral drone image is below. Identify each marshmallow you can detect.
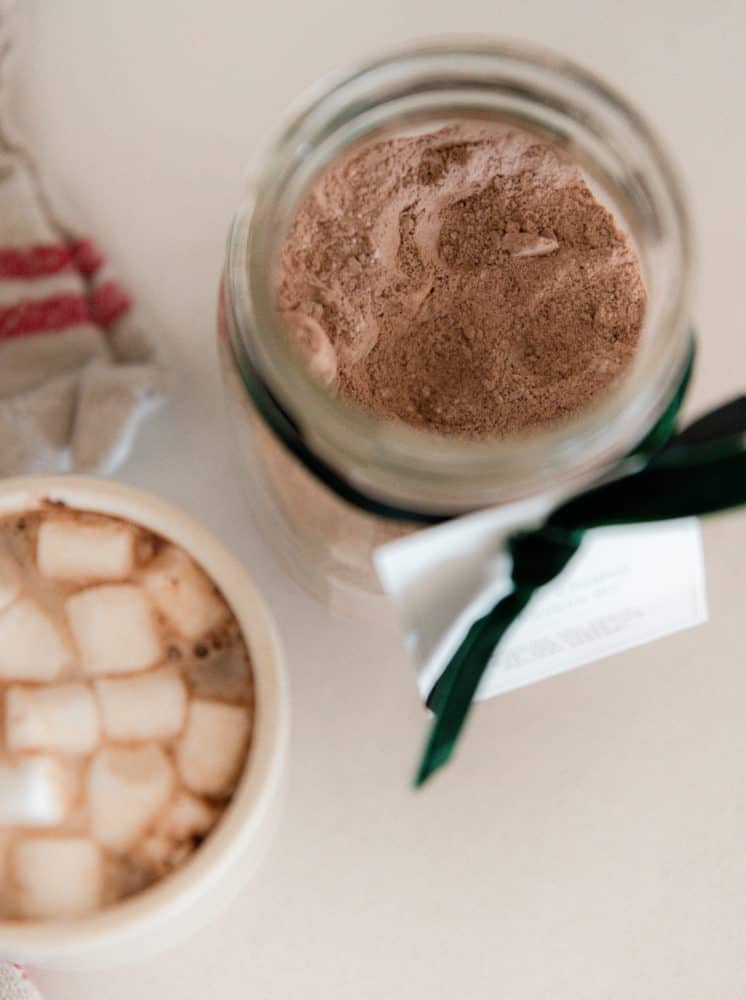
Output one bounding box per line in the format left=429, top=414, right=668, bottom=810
left=140, top=834, right=191, bottom=871
left=178, top=700, right=249, bottom=796
left=66, top=584, right=163, bottom=676
left=140, top=794, right=216, bottom=872
left=0, top=550, right=20, bottom=612
left=88, top=745, right=173, bottom=851
left=0, top=599, right=70, bottom=681
left=95, top=666, right=187, bottom=741
left=13, top=837, right=101, bottom=919
left=37, top=518, right=135, bottom=582
left=163, top=792, right=216, bottom=841
left=142, top=547, right=227, bottom=640
left=0, top=756, right=72, bottom=827
left=6, top=682, right=100, bottom=753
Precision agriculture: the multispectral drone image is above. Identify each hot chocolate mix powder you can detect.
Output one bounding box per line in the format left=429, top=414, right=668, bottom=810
left=277, top=125, right=645, bottom=437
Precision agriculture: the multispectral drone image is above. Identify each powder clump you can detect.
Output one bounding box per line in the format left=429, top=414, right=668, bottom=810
left=277, top=125, right=645, bottom=437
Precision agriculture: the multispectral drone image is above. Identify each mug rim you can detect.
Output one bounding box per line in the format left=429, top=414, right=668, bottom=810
left=0, top=476, right=289, bottom=961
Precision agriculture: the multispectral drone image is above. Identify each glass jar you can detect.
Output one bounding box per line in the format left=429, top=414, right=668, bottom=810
left=218, top=40, right=691, bottom=613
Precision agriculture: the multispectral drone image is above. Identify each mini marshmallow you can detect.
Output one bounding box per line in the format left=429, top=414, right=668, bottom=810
left=140, top=834, right=191, bottom=872
left=6, top=682, right=100, bottom=753
left=13, top=837, right=101, bottom=919
left=95, top=666, right=187, bottom=741
left=88, top=745, right=173, bottom=851
left=0, top=757, right=72, bottom=827
left=178, top=700, right=249, bottom=797
left=142, top=547, right=227, bottom=640
left=37, top=518, right=135, bottom=582
left=163, top=792, right=216, bottom=841
left=0, top=550, right=20, bottom=612
left=66, top=584, right=163, bottom=676
left=139, top=835, right=172, bottom=870
left=0, top=599, right=70, bottom=681
left=141, top=794, right=215, bottom=872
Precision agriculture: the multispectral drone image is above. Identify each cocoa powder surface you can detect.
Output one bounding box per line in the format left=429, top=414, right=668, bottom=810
left=277, top=125, right=645, bottom=437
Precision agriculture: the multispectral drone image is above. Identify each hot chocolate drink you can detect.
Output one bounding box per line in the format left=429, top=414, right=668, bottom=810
left=0, top=505, right=254, bottom=920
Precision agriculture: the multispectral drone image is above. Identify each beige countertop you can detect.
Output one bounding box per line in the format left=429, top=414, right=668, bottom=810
left=12, top=0, right=746, bottom=996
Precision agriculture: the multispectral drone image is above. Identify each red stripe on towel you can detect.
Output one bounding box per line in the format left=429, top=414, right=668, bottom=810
left=70, top=238, right=105, bottom=277
left=0, top=238, right=105, bottom=280
left=0, top=294, right=90, bottom=340
left=90, top=280, right=132, bottom=326
left=0, top=243, right=74, bottom=279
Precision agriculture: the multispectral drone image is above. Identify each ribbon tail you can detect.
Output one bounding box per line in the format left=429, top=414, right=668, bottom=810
left=659, top=395, right=746, bottom=452
left=551, top=439, right=746, bottom=530
left=416, top=589, right=531, bottom=787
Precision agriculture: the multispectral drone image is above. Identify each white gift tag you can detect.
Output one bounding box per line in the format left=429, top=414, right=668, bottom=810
left=375, top=507, right=707, bottom=703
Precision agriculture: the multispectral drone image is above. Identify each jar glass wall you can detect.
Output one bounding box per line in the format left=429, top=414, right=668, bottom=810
left=218, top=41, right=691, bottom=612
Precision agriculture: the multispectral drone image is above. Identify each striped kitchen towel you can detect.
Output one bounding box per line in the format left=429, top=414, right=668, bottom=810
left=0, top=1, right=162, bottom=476
left=0, top=964, right=41, bottom=1000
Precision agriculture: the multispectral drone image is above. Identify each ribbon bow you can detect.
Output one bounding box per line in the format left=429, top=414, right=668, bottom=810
left=416, top=395, right=746, bottom=786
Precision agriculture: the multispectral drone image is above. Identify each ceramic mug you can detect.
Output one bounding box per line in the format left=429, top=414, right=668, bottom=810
left=0, top=477, right=289, bottom=970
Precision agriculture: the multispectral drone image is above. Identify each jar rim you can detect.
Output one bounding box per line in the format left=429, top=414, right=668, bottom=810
left=227, top=39, right=692, bottom=513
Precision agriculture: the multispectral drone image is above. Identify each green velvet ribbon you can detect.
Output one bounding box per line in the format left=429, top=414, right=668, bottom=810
left=417, top=388, right=746, bottom=786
